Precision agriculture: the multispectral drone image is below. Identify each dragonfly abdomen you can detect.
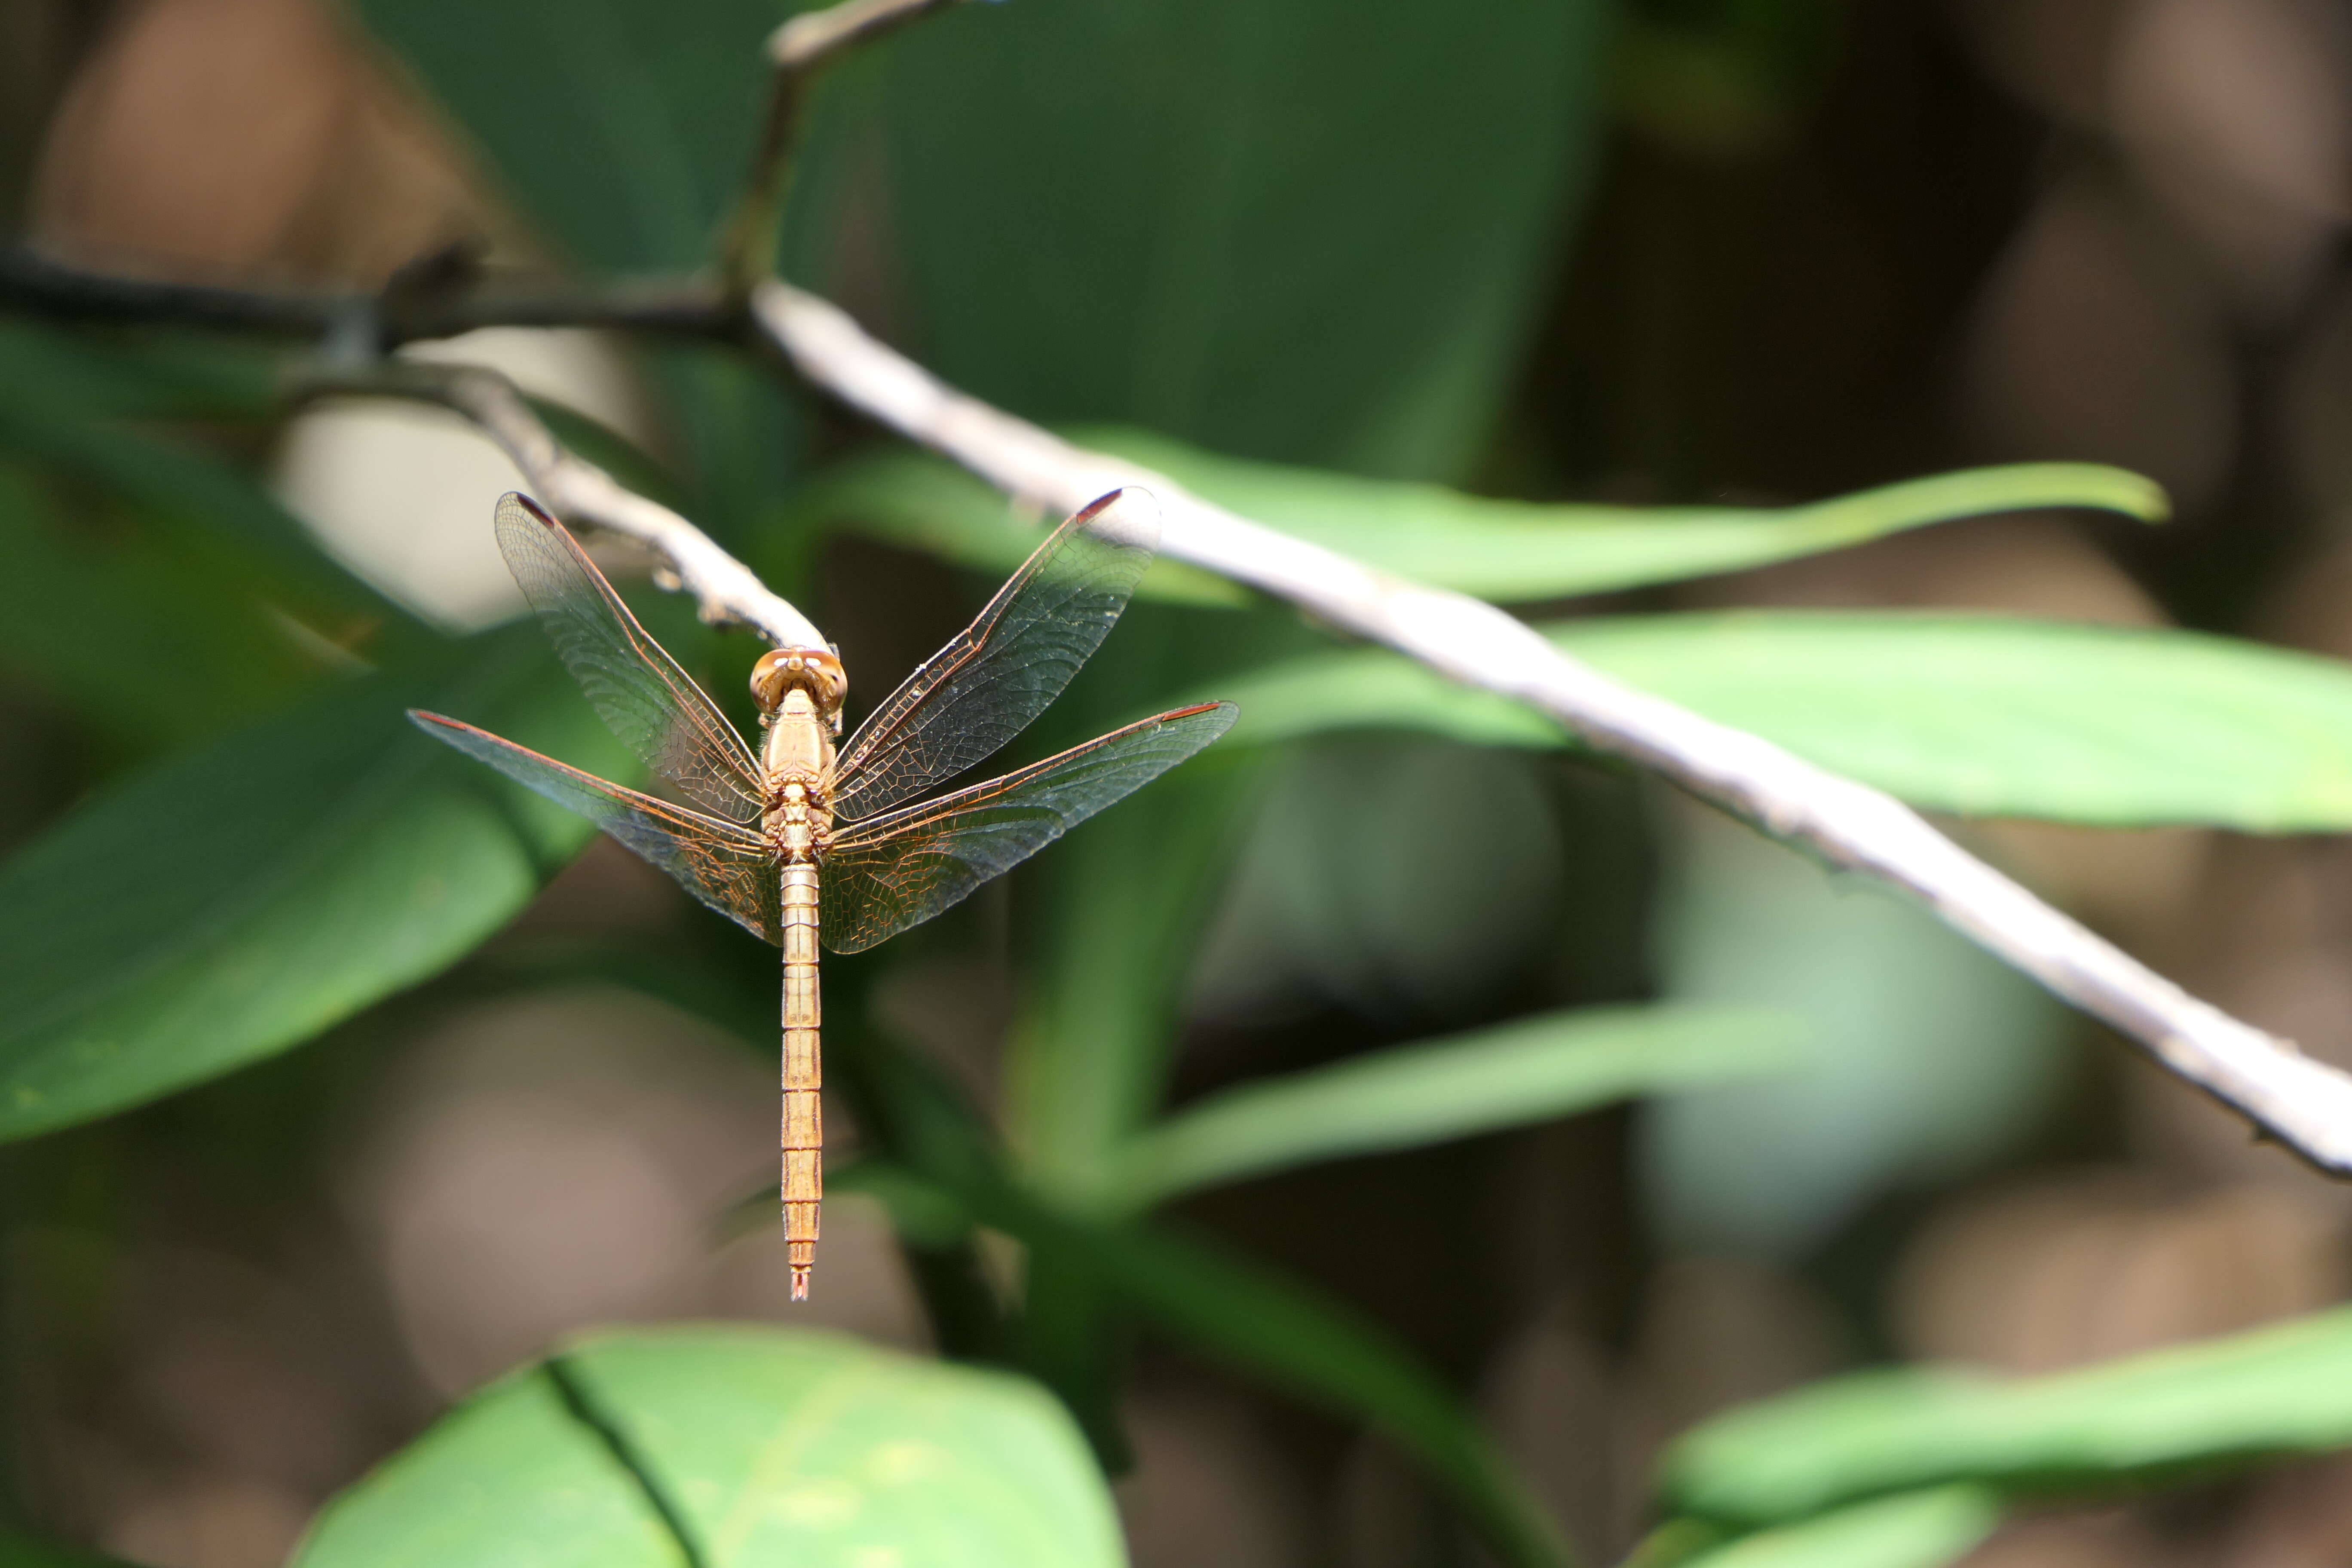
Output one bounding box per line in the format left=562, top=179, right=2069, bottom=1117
left=781, top=863, right=822, bottom=1299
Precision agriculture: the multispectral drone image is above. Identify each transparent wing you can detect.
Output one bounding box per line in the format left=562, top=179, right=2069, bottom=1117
left=831, top=487, right=1158, bottom=821
left=411, top=710, right=780, bottom=944
left=495, top=492, right=765, bottom=824
left=821, top=700, right=1236, bottom=954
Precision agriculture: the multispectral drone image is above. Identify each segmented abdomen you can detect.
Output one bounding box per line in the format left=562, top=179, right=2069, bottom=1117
left=781, top=864, right=821, bottom=1299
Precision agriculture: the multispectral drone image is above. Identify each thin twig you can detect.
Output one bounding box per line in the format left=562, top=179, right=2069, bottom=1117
left=0, top=246, right=730, bottom=348
left=717, top=0, right=970, bottom=298
left=295, top=359, right=827, bottom=649
left=745, top=279, right=2352, bottom=1177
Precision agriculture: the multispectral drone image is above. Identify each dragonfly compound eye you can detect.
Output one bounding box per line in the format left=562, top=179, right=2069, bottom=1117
left=751, top=647, right=848, bottom=717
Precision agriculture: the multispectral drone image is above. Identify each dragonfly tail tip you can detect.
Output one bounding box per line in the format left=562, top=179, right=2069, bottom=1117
left=790, top=1265, right=810, bottom=1302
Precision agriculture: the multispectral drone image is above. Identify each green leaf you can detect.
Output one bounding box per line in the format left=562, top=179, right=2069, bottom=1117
left=0, top=626, right=622, bottom=1140
left=0, top=1527, right=145, bottom=1568
left=1665, top=1488, right=2002, bottom=1568
left=0, top=337, right=416, bottom=638
left=1206, top=613, right=2352, bottom=829
left=1109, top=432, right=2163, bottom=600
left=1108, top=1003, right=1803, bottom=1208
left=296, top=1326, right=1120, bottom=1568
left=0, top=317, right=280, bottom=424
left=879, top=4, right=1611, bottom=483
left=0, top=463, right=329, bottom=750
left=1661, top=1303, right=2352, bottom=1527
left=840, top=1155, right=1571, bottom=1568
left=798, top=436, right=2164, bottom=605
left=995, top=761, right=1264, bottom=1456
left=787, top=448, right=1252, bottom=608
left=346, top=0, right=776, bottom=273
left=1005, top=765, right=1262, bottom=1203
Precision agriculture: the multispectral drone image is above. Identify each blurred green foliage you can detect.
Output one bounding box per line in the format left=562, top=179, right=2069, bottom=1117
left=0, top=0, right=2349, bottom=1566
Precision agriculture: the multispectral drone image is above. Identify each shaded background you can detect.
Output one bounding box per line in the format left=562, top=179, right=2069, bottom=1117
left=7, top=0, right=2352, bottom=1564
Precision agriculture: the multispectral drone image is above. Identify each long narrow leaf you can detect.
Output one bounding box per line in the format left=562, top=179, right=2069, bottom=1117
left=0, top=380, right=416, bottom=637
left=1663, top=1303, right=2352, bottom=1527
left=1006, top=765, right=1262, bottom=1200
left=1662, top=1488, right=2002, bottom=1568
left=796, top=434, right=2165, bottom=606
left=0, top=463, right=329, bottom=749
left=0, top=627, right=622, bottom=1139
left=1109, top=1004, right=1802, bottom=1208
left=1204, top=613, right=2352, bottom=830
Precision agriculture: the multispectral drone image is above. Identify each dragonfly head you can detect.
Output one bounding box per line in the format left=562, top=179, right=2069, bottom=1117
left=751, top=646, right=847, bottom=729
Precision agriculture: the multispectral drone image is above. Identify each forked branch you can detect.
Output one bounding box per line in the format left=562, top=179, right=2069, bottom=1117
left=718, top=0, right=973, bottom=297
left=295, top=360, right=826, bottom=649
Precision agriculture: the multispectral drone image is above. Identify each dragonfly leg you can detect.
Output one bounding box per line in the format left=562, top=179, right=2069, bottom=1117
left=781, top=865, right=823, bottom=1298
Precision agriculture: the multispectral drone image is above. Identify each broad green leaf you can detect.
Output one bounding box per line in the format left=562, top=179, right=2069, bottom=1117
left=1661, top=1303, right=2352, bottom=1527
left=1205, top=613, right=2352, bottom=829
left=0, top=463, right=328, bottom=750
left=297, top=1326, right=1120, bottom=1568
left=0, top=626, right=622, bottom=1139
left=346, top=0, right=775, bottom=273
left=1107, top=1004, right=1803, bottom=1209
left=0, top=317, right=280, bottom=424
left=0, top=1528, right=144, bottom=1568
left=880, top=4, right=1610, bottom=484
left=839, top=1154, right=1570, bottom=1568
left=1666, top=1488, right=2001, bottom=1568
left=0, top=334, right=414, bottom=636
left=794, top=435, right=2165, bottom=605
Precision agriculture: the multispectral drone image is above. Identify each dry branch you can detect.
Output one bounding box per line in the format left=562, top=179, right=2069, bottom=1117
left=296, top=360, right=826, bottom=649
left=746, top=279, right=2352, bottom=1175
left=7, top=209, right=2351, bottom=1173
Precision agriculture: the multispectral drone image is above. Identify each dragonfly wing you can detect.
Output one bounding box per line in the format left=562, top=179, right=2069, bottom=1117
left=830, top=488, right=1158, bottom=821
left=821, top=700, right=1236, bottom=954
left=412, top=710, right=780, bottom=943
left=495, top=492, right=766, bottom=824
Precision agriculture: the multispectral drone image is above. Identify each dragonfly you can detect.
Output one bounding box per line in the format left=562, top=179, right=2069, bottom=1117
left=411, top=488, right=1234, bottom=1300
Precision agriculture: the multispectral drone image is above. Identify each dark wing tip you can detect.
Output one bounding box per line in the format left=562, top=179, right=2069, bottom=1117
left=1069, top=486, right=1161, bottom=553
left=1162, top=698, right=1239, bottom=735
left=1072, top=487, right=1132, bottom=523
left=407, top=709, right=487, bottom=749
left=499, top=491, right=560, bottom=529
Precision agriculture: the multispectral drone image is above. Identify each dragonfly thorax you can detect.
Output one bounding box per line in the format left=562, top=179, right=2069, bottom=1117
left=760, top=684, right=839, bottom=797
